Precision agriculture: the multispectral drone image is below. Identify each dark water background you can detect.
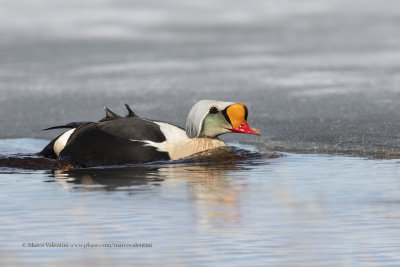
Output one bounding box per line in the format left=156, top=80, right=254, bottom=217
left=1, top=0, right=400, bottom=266
left=1, top=0, right=400, bottom=152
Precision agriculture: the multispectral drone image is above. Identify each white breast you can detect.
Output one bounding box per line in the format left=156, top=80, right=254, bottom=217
left=53, top=128, right=75, bottom=156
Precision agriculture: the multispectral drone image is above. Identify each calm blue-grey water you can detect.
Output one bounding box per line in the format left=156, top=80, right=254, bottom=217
left=1, top=0, right=400, bottom=266
left=1, top=139, right=400, bottom=266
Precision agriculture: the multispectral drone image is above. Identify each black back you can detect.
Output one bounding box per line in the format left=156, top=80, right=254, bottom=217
left=59, top=124, right=169, bottom=167
left=40, top=105, right=173, bottom=167
left=98, top=117, right=167, bottom=142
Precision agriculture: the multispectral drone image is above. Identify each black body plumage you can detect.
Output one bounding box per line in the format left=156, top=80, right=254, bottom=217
left=39, top=105, right=170, bottom=167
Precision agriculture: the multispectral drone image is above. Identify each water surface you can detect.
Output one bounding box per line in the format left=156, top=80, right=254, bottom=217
left=1, top=0, right=400, bottom=266
left=1, top=139, right=400, bottom=266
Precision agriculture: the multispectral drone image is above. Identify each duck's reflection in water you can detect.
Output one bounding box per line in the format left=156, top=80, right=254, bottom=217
left=49, top=147, right=277, bottom=225
left=51, top=166, right=164, bottom=191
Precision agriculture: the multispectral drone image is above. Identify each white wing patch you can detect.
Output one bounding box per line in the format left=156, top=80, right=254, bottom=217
left=155, top=122, right=188, bottom=143
left=54, top=128, right=75, bottom=156
left=130, top=122, right=188, bottom=154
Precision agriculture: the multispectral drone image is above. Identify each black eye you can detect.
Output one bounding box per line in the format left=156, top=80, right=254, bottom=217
left=209, top=106, right=219, bottom=114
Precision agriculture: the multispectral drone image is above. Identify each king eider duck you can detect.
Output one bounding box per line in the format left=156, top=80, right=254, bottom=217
left=39, top=100, right=261, bottom=167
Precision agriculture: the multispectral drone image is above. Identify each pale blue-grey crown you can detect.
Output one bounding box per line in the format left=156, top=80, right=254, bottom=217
left=185, top=100, right=234, bottom=138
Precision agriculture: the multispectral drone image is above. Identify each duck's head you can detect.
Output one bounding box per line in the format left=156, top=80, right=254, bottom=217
left=185, top=100, right=261, bottom=138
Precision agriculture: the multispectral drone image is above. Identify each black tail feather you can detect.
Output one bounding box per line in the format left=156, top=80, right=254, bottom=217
left=43, top=122, right=91, bottom=131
